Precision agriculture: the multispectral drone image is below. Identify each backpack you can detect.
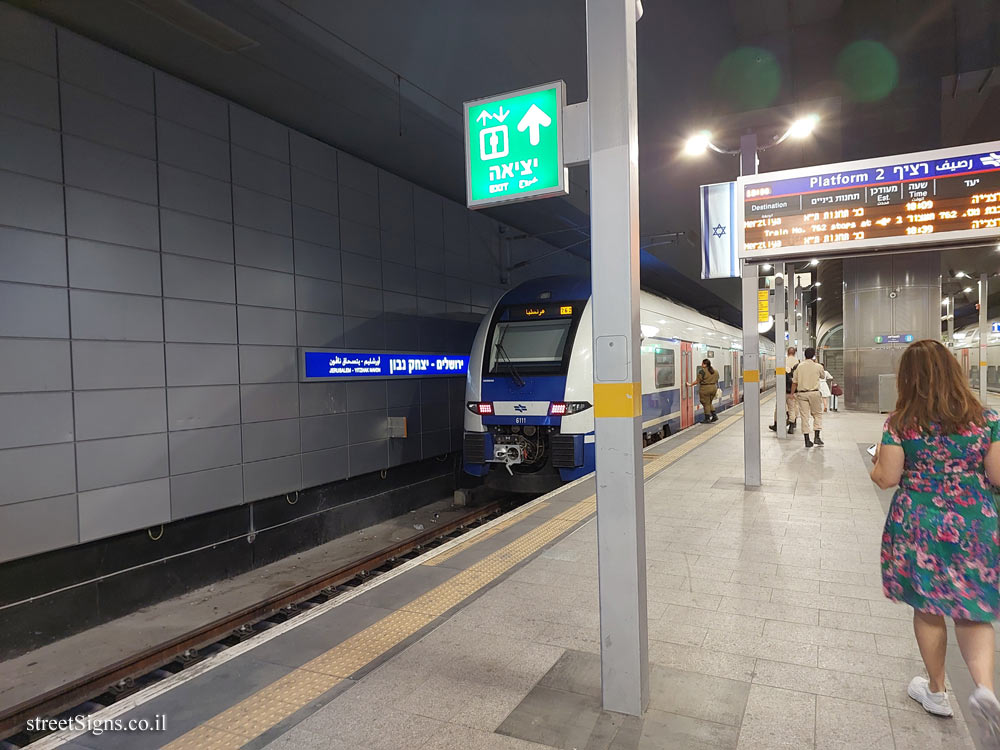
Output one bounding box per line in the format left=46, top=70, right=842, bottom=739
left=785, top=364, right=798, bottom=394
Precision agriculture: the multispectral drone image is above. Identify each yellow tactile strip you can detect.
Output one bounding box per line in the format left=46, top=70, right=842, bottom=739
left=164, top=405, right=757, bottom=749
left=425, top=500, right=550, bottom=565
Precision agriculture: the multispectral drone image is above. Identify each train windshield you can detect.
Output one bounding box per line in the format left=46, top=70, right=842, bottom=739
left=488, top=319, right=573, bottom=374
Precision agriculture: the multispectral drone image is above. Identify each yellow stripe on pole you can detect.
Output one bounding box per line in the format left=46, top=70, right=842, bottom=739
left=982, top=361, right=989, bottom=367
left=776, top=367, right=786, bottom=375
left=744, top=370, right=760, bottom=383
left=593, top=382, right=642, bottom=418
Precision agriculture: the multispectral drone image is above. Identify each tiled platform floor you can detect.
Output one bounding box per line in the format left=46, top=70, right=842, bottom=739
left=255, top=408, right=991, bottom=750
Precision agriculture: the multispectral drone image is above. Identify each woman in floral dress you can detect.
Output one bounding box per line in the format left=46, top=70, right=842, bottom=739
left=871, top=339, right=1000, bottom=735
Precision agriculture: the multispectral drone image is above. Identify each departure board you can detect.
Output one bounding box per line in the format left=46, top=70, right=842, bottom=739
left=738, top=141, right=1000, bottom=259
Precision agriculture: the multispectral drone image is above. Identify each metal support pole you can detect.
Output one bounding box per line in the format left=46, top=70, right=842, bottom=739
left=947, top=296, right=954, bottom=346
left=774, top=265, right=786, bottom=437
left=586, top=0, right=649, bottom=716
left=740, top=133, right=761, bottom=487
left=980, top=275, right=988, bottom=403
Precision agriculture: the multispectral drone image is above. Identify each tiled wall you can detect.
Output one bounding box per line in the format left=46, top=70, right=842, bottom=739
left=0, top=6, right=589, bottom=563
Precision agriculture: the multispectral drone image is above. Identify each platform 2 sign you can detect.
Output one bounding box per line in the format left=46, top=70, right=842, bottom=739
left=300, top=350, right=469, bottom=381
left=738, top=140, right=1000, bottom=259
left=464, top=82, right=568, bottom=208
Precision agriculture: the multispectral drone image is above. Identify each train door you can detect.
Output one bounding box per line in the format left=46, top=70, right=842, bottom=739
left=732, top=350, right=740, bottom=405
left=680, top=342, right=694, bottom=428
left=960, top=348, right=971, bottom=387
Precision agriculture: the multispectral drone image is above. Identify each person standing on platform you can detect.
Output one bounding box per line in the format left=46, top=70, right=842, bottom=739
left=687, top=358, right=719, bottom=424
left=791, top=347, right=824, bottom=447
left=769, top=346, right=800, bottom=434
left=870, top=339, right=1000, bottom=734
left=818, top=361, right=833, bottom=412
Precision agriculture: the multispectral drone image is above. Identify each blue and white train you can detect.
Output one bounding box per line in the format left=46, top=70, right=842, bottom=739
left=463, top=275, right=775, bottom=490
left=951, top=317, right=1000, bottom=395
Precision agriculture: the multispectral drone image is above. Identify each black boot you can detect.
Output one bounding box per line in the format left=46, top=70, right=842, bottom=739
left=804, top=433, right=813, bottom=448
left=813, top=430, right=824, bottom=446
left=711, top=414, right=719, bottom=422
left=787, top=422, right=795, bottom=434
left=769, top=423, right=777, bottom=431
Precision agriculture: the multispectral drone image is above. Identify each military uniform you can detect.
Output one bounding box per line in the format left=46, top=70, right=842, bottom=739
left=696, top=366, right=720, bottom=422
left=793, top=357, right=826, bottom=446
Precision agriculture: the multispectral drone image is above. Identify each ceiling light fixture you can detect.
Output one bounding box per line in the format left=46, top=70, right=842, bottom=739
left=964, top=286, right=973, bottom=293
left=683, top=131, right=712, bottom=156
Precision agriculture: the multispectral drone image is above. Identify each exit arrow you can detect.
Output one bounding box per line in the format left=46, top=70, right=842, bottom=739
left=517, top=104, right=552, bottom=146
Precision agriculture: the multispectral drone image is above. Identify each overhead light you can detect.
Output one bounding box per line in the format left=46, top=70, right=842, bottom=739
left=640, top=324, right=659, bottom=338
left=761, top=263, right=772, bottom=271
left=815, top=297, right=822, bottom=301
left=809, top=259, right=819, bottom=266
left=814, top=281, right=822, bottom=287
left=941, top=299, right=949, bottom=306
left=964, top=286, right=973, bottom=293
left=683, top=131, right=712, bottom=156
left=956, top=271, right=967, bottom=278
left=787, top=114, right=820, bottom=139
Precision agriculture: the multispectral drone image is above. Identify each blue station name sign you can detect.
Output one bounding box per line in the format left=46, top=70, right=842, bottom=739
left=301, top=350, right=469, bottom=381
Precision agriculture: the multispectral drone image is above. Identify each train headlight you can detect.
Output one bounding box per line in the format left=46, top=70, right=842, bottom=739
left=467, top=401, right=494, bottom=415
left=548, top=401, right=592, bottom=416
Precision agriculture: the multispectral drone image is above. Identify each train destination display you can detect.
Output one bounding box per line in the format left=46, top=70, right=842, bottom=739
left=739, top=141, right=1000, bottom=259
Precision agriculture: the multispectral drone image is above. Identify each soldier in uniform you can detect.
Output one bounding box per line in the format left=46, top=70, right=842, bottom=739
left=792, top=347, right=826, bottom=447
left=688, top=358, right=720, bottom=423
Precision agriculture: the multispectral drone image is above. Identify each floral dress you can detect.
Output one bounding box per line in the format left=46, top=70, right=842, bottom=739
left=880, top=409, right=1000, bottom=622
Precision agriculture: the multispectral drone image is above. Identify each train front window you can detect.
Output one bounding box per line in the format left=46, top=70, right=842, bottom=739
left=488, top=319, right=572, bottom=374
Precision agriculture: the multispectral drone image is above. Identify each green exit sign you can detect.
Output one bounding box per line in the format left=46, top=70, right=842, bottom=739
left=464, top=81, right=568, bottom=208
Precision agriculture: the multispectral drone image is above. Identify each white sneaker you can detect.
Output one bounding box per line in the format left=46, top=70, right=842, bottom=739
left=907, top=676, right=954, bottom=717
left=970, top=686, right=1000, bottom=738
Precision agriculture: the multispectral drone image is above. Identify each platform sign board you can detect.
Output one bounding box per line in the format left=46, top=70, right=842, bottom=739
left=737, top=140, right=1000, bottom=260
left=300, top=350, right=469, bottom=381
left=464, top=81, right=568, bottom=208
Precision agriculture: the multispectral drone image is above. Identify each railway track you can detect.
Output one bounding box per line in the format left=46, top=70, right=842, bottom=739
left=1, top=497, right=519, bottom=747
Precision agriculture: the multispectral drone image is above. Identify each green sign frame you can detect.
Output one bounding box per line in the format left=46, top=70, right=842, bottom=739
left=463, top=81, right=568, bottom=209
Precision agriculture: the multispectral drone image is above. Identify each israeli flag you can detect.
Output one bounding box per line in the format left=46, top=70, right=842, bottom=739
left=700, top=181, right=738, bottom=279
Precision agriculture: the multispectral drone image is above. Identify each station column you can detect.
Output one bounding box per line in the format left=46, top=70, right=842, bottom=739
left=740, top=134, right=762, bottom=486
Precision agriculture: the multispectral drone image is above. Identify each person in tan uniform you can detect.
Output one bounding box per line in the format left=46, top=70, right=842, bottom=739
left=792, top=346, right=825, bottom=447
left=769, top=346, right=800, bottom=434
left=687, top=358, right=720, bottom=423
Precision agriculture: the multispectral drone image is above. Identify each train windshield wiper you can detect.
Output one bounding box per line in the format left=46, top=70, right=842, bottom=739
left=494, top=326, right=525, bottom=388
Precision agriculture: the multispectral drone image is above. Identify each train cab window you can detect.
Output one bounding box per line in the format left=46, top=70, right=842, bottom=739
left=488, top=319, right=573, bottom=374
left=654, top=349, right=675, bottom=388
left=724, top=365, right=732, bottom=383
left=989, top=366, right=998, bottom=387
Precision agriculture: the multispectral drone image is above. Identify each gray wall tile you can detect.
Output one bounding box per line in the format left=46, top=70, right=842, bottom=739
left=158, top=164, right=232, bottom=222
left=378, top=172, right=413, bottom=235
left=0, top=169, right=65, bottom=234
left=289, top=131, right=337, bottom=178
left=415, top=242, right=445, bottom=273
left=343, top=315, right=383, bottom=348
left=383, top=290, right=416, bottom=315
left=240, top=383, right=298, bottom=422
left=349, top=410, right=387, bottom=444
left=168, top=385, right=240, bottom=430
left=236, top=266, right=294, bottom=309
left=443, top=201, right=470, bottom=254
left=338, top=152, right=377, bottom=195
left=74, top=388, right=167, bottom=440
left=0, top=392, right=74, bottom=448
left=296, top=311, right=343, bottom=347
left=294, top=240, right=340, bottom=281
left=340, top=186, right=378, bottom=228
left=0, top=339, right=71, bottom=392
left=417, top=270, right=446, bottom=300
left=79, top=478, right=169, bottom=542
left=301, top=446, right=347, bottom=487
left=166, top=343, right=238, bottom=386
left=298, top=382, right=347, bottom=417
left=380, top=230, right=415, bottom=266
left=232, top=145, right=290, bottom=199
left=76, top=433, right=168, bottom=491
left=170, top=465, right=243, bottom=518
left=342, top=252, right=381, bottom=289
left=384, top=317, right=419, bottom=350
left=164, top=299, right=237, bottom=344
left=0, top=4, right=57, bottom=75
left=0, top=443, right=75, bottom=505
left=233, top=186, right=291, bottom=236
left=0, top=494, right=78, bottom=563
left=0, top=282, right=68, bottom=337
left=340, top=219, right=379, bottom=258
left=388, top=435, right=420, bottom=467
left=57, top=29, right=153, bottom=112
left=422, top=429, right=451, bottom=458
left=63, top=135, right=157, bottom=204
left=155, top=72, right=228, bottom=140
left=382, top=261, right=417, bottom=295
left=413, top=187, right=443, bottom=248
left=156, top=118, right=230, bottom=181
left=0, top=59, right=59, bottom=128
left=295, top=275, right=342, bottom=315
left=168, top=425, right=241, bottom=474
left=70, top=289, right=163, bottom=342
left=60, top=82, right=154, bottom=158
left=237, top=306, right=296, bottom=345
left=300, top=414, right=348, bottom=451
left=162, top=254, right=235, bottom=303
left=446, top=276, right=472, bottom=305
left=230, top=105, right=288, bottom=162
left=234, top=227, right=293, bottom=273
left=68, top=239, right=161, bottom=296
left=291, top=168, right=338, bottom=215
left=387, top=380, right=420, bottom=408
left=0, top=227, right=66, bottom=286
left=243, top=455, right=300, bottom=502
left=65, top=187, right=159, bottom=250
left=343, top=284, right=382, bottom=318
left=159, top=209, right=233, bottom=263
left=72, top=341, right=165, bottom=390
left=0, top=113, right=62, bottom=181
left=350, top=440, right=388, bottom=477
left=347, top=381, right=387, bottom=411
left=239, top=345, right=297, bottom=384
left=242, top=419, right=299, bottom=461
left=293, top=204, right=340, bottom=246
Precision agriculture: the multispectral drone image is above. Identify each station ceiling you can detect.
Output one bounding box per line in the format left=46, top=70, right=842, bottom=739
left=13, top=0, right=1000, bottom=326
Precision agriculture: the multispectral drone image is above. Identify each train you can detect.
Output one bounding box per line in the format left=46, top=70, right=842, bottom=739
left=951, top=318, right=1000, bottom=394
left=462, top=275, right=776, bottom=491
